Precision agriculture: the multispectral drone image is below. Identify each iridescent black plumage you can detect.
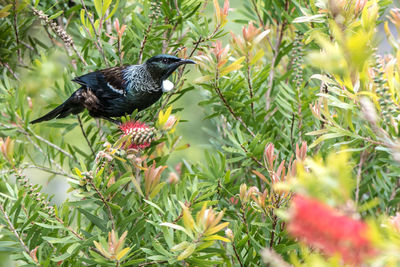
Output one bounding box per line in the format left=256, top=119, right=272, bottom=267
left=30, top=55, right=195, bottom=124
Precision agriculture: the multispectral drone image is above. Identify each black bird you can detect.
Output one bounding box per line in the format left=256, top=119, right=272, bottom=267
left=30, top=54, right=195, bottom=124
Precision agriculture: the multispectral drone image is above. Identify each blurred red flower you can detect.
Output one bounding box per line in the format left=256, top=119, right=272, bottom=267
left=287, top=195, right=375, bottom=264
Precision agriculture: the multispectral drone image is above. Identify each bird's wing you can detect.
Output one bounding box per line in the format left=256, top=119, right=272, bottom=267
left=72, top=66, right=128, bottom=100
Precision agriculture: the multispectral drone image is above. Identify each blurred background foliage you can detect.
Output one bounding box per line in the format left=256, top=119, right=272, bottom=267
left=2, top=0, right=400, bottom=266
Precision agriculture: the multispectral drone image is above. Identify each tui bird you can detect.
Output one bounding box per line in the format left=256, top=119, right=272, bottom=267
left=30, top=54, right=195, bottom=124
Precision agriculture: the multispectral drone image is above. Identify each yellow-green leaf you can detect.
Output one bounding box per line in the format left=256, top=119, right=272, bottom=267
left=177, top=243, right=195, bottom=260
left=213, top=0, right=220, bottom=23
left=116, top=247, right=130, bottom=260
left=149, top=182, right=166, bottom=199
left=203, top=234, right=231, bottom=242
left=0, top=4, right=12, bottom=18
left=194, top=75, right=214, bottom=83
left=94, top=0, right=102, bottom=18
left=249, top=49, right=264, bottom=65
left=180, top=203, right=195, bottom=232
left=102, top=0, right=112, bottom=16
left=105, top=0, right=120, bottom=20
left=74, top=168, right=82, bottom=178
left=131, top=176, right=144, bottom=197
left=171, top=241, right=190, bottom=252
left=220, top=57, right=245, bottom=76
left=204, top=222, right=229, bottom=236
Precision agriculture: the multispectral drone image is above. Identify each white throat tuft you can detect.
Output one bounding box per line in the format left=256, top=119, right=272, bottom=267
left=162, top=80, right=174, bottom=92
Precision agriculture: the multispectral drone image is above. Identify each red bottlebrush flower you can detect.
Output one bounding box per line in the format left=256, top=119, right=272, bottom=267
left=119, top=121, right=155, bottom=150
left=287, top=195, right=375, bottom=265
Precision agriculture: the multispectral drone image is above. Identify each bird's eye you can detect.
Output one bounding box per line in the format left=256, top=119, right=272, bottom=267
left=162, top=59, right=168, bottom=63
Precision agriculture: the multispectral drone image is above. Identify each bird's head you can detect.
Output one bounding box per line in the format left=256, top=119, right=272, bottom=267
left=144, top=54, right=195, bottom=82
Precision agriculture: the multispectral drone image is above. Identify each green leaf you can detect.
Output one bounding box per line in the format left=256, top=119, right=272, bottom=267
left=143, top=199, right=165, bottom=215
left=104, top=176, right=131, bottom=196
left=78, top=208, right=107, bottom=231
left=49, top=10, right=64, bottom=20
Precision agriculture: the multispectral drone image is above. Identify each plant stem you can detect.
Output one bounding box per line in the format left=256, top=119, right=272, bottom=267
left=79, top=0, right=109, bottom=67
left=213, top=82, right=256, bottom=138
left=0, top=202, right=41, bottom=266
left=265, top=0, right=289, bottom=111
left=87, top=176, right=115, bottom=229
left=232, top=242, right=243, bottom=267
left=77, top=115, right=96, bottom=158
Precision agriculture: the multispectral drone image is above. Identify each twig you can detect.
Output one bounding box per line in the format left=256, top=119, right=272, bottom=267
left=77, top=115, right=96, bottom=158
left=0, top=121, right=77, bottom=163
left=31, top=6, right=87, bottom=66
left=87, top=177, right=115, bottom=229
left=24, top=134, right=65, bottom=173
left=0, top=202, right=41, bottom=266
left=54, top=217, right=84, bottom=240
left=79, top=0, right=109, bottom=67
left=388, top=178, right=400, bottom=213
left=355, top=150, right=368, bottom=205
left=232, top=241, right=244, bottom=267
left=0, top=61, right=20, bottom=81
left=24, top=165, right=77, bottom=181
left=240, top=206, right=251, bottom=250
left=214, top=82, right=256, bottom=138
left=265, top=0, right=289, bottom=111
left=138, top=22, right=153, bottom=64
left=239, top=143, right=264, bottom=168
left=12, top=0, right=22, bottom=64
left=269, top=213, right=278, bottom=248
left=138, top=261, right=167, bottom=266
left=251, top=0, right=264, bottom=28
left=245, top=56, right=255, bottom=116
left=27, top=127, right=76, bottom=161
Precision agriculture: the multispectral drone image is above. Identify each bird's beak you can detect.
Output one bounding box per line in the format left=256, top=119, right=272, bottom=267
left=179, top=59, right=196, bottom=65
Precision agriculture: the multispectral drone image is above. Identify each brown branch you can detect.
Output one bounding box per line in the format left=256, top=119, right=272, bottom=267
left=355, top=150, right=368, bottom=205
left=77, top=115, right=96, bottom=158
left=23, top=133, right=65, bottom=173
left=0, top=61, right=20, bottom=81
left=250, top=0, right=264, bottom=28
left=0, top=121, right=76, bottom=163
left=240, top=206, right=251, bottom=250
left=87, top=176, right=115, bottom=229
left=239, top=143, right=264, bottom=168
left=138, top=22, right=153, bottom=64
left=246, top=56, right=255, bottom=116
left=27, top=127, right=76, bottom=161
left=269, top=213, right=278, bottom=248
left=24, top=165, right=77, bottom=180
left=32, top=7, right=87, bottom=66
left=79, top=0, right=109, bottom=67
left=12, top=0, right=22, bottom=64
left=0, top=202, right=41, bottom=266
left=232, top=241, right=244, bottom=267
left=214, top=82, right=256, bottom=138
left=138, top=261, right=167, bottom=266
left=265, top=0, right=289, bottom=111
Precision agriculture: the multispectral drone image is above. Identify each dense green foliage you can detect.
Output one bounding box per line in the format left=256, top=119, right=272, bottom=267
left=1, top=0, right=400, bottom=266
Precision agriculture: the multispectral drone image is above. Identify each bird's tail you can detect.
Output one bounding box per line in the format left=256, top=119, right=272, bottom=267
left=30, top=90, right=84, bottom=124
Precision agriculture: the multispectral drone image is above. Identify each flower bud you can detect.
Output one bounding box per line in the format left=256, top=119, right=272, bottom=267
left=167, top=172, right=179, bottom=184
left=225, top=228, right=234, bottom=241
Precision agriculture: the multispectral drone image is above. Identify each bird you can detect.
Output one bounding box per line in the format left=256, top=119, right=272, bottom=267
left=30, top=54, right=195, bottom=125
